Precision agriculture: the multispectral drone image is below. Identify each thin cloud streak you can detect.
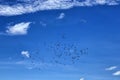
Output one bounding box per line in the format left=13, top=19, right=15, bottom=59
left=105, top=66, right=117, bottom=71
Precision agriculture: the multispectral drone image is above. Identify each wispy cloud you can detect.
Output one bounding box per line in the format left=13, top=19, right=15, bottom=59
left=21, top=50, right=30, bottom=58
left=0, top=0, right=119, bottom=16
left=40, top=21, right=47, bottom=27
left=105, top=66, right=117, bottom=71
left=57, top=13, right=65, bottom=19
left=80, top=77, right=85, bottom=80
left=5, top=22, right=31, bottom=35
left=113, top=71, right=120, bottom=76
left=80, top=19, right=87, bottom=23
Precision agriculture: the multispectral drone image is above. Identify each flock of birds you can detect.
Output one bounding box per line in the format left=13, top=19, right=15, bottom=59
left=21, top=34, right=89, bottom=70
left=47, top=42, right=88, bottom=64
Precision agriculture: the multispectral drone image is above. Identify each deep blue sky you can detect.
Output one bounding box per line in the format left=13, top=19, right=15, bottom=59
left=0, top=0, right=120, bottom=80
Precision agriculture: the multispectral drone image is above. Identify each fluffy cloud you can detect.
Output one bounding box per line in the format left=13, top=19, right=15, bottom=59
left=21, top=51, right=30, bottom=58
left=6, top=22, right=31, bottom=35
left=57, top=13, right=65, bottom=19
left=105, top=66, right=117, bottom=71
left=0, top=0, right=119, bottom=16
left=113, top=71, right=120, bottom=76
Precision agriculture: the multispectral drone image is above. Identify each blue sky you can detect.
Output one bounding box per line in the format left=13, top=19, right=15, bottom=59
left=0, top=0, right=120, bottom=80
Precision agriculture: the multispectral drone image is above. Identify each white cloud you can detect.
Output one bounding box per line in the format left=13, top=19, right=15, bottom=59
left=21, top=51, right=30, bottom=58
left=105, top=66, right=117, bottom=71
left=6, top=22, right=31, bottom=35
left=57, top=13, right=65, bottom=19
left=113, top=71, right=120, bottom=76
left=80, top=77, right=84, bottom=80
left=0, top=0, right=119, bottom=16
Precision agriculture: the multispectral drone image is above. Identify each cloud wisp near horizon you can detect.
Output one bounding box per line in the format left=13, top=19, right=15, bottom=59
left=105, top=66, right=117, bottom=71
left=0, top=0, right=120, bottom=16
left=105, top=66, right=120, bottom=77
left=113, top=71, right=120, bottom=76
